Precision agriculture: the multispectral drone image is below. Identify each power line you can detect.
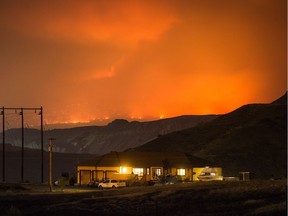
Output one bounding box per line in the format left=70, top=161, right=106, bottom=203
left=1, top=107, right=44, bottom=183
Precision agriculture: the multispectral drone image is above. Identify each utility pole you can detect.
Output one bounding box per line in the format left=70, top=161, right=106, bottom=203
left=1, top=107, right=5, bottom=182
left=20, top=108, right=24, bottom=182
left=40, top=106, right=44, bottom=183
left=49, top=138, right=56, bottom=192
left=0, top=107, right=43, bottom=183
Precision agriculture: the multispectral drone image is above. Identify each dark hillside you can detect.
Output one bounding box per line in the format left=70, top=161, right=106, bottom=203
left=271, top=91, right=287, bottom=105
left=0, top=144, right=96, bottom=183
left=132, top=93, right=287, bottom=179
left=0, top=115, right=218, bottom=155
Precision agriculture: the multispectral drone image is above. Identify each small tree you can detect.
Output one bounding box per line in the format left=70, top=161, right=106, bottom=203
left=162, top=159, right=171, bottom=176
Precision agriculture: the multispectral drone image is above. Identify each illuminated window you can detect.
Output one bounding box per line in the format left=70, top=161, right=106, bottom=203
left=147, top=168, right=150, bottom=175
left=152, top=168, right=162, bottom=178
left=156, top=169, right=161, bottom=176
left=132, top=168, right=144, bottom=176
left=177, top=169, right=186, bottom=176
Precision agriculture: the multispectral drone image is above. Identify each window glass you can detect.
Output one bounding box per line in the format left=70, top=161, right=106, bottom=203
left=147, top=168, right=150, bottom=175
left=151, top=168, right=162, bottom=179
left=156, top=168, right=161, bottom=176
left=177, top=169, right=186, bottom=176
left=132, top=168, right=144, bottom=176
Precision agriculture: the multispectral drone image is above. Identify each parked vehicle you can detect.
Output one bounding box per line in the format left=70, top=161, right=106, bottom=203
left=87, top=180, right=100, bottom=187
left=197, top=167, right=223, bottom=181
left=98, top=179, right=126, bottom=189
left=54, top=172, right=76, bottom=186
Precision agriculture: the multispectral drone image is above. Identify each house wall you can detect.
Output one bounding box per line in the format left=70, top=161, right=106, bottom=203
left=94, top=166, right=119, bottom=181
left=77, top=165, right=219, bottom=184
left=186, top=168, right=193, bottom=181
left=119, top=166, right=133, bottom=174
left=193, top=168, right=203, bottom=181
left=77, top=165, right=134, bottom=184
left=77, top=166, right=96, bottom=185
left=170, top=168, right=193, bottom=181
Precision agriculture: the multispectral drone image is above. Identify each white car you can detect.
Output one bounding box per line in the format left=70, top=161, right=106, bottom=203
left=98, top=179, right=126, bottom=189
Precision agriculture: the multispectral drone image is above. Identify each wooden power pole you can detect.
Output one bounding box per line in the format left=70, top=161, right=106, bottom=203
left=49, top=138, right=56, bottom=192
left=1, top=107, right=5, bottom=182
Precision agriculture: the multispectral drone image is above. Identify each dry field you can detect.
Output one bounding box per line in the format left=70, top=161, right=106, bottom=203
left=0, top=180, right=286, bottom=216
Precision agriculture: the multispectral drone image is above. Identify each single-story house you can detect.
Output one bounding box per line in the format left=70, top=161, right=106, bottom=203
left=77, top=151, right=219, bottom=185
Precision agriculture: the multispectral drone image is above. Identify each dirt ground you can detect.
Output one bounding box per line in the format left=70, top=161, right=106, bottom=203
left=0, top=180, right=286, bottom=216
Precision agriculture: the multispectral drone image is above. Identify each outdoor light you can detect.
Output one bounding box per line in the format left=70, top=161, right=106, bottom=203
left=120, top=166, right=127, bottom=173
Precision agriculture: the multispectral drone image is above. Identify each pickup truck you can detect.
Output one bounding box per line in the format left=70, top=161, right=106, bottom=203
left=98, top=179, right=126, bottom=189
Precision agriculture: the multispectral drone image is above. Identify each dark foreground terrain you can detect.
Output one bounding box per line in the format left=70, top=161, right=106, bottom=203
left=0, top=180, right=286, bottom=216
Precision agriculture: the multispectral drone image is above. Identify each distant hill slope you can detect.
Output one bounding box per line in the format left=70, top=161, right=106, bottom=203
left=0, top=144, right=95, bottom=183
left=0, top=115, right=218, bottom=155
left=131, top=93, right=287, bottom=179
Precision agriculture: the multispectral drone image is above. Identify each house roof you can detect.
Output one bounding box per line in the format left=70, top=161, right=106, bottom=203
left=78, top=151, right=210, bottom=168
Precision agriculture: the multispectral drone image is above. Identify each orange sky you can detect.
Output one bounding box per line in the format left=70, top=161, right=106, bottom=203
left=0, top=0, right=286, bottom=126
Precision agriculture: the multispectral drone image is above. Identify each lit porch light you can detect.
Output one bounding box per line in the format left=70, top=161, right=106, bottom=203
left=120, top=166, right=127, bottom=174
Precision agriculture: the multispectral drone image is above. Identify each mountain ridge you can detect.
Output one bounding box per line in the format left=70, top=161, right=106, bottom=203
left=130, top=92, right=287, bottom=178
left=0, top=114, right=218, bottom=155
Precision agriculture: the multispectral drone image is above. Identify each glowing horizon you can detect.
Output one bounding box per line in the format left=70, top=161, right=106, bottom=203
left=0, top=0, right=286, bottom=126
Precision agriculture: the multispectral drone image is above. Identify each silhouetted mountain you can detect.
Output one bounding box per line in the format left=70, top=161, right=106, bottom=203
left=0, top=115, right=218, bottom=155
left=131, top=92, right=287, bottom=179
left=272, top=91, right=287, bottom=105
